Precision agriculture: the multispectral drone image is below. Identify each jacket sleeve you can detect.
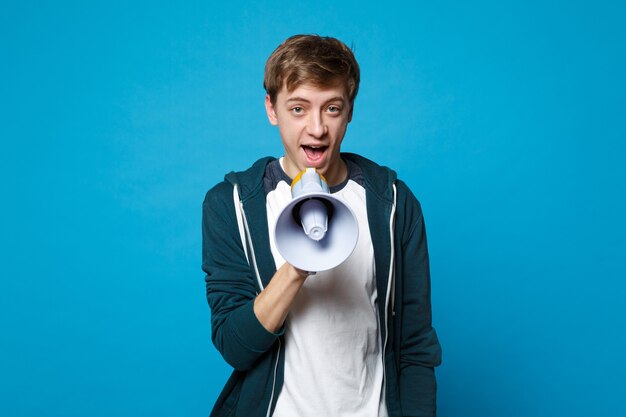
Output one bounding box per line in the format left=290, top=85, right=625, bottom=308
left=202, top=182, right=281, bottom=371
left=396, top=181, right=442, bottom=417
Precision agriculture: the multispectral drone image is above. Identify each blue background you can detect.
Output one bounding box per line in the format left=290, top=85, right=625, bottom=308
left=2, top=1, right=625, bottom=416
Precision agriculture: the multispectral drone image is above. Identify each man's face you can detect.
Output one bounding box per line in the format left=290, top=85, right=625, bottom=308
left=265, top=83, right=352, bottom=185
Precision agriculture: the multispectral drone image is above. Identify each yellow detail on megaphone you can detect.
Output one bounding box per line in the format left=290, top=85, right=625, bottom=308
left=291, top=168, right=328, bottom=190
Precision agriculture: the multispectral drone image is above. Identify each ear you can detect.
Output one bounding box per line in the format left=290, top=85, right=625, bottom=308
left=265, top=94, right=278, bottom=126
left=347, top=105, right=353, bottom=123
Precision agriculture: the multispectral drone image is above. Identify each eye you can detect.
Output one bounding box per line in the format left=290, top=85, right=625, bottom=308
left=327, top=105, right=341, bottom=113
left=291, top=106, right=304, bottom=114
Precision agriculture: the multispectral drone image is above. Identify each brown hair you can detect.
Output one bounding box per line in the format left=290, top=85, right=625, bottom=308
left=264, top=34, right=360, bottom=105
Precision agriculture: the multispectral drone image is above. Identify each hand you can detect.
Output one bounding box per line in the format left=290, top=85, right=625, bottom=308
left=253, top=262, right=310, bottom=333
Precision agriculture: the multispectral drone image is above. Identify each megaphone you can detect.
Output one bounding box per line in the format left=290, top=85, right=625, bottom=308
left=274, top=168, right=359, bottom=272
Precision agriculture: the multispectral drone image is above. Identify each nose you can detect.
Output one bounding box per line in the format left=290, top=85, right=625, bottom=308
left=306, top=112, right=327, bottom=138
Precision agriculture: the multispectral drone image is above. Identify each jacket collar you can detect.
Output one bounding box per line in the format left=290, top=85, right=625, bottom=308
left=224, top=154, right=397, bottom=201
left=342, top=153, right=397, bottom=204
left=224, top=156, right=275, bottom=202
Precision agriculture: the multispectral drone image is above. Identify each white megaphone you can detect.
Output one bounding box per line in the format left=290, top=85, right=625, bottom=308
left=274, top=168, right=359, bottom=272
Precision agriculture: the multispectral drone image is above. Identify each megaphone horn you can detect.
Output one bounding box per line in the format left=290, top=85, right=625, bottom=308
left=274, top=168, right=359, bottom=272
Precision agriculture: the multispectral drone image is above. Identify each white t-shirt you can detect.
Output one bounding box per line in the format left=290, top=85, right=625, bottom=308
left=266, top=159, right=387, bottom=417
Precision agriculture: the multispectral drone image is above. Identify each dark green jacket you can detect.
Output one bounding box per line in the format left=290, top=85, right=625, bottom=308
left=202, top=153, right=442, bottom=417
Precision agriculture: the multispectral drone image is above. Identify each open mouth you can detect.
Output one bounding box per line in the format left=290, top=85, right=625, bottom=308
left=302, top=145, right=328, bottom=162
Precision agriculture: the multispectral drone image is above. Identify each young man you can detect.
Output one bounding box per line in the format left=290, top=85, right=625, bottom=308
left=202, top=35, right=442, bottom=417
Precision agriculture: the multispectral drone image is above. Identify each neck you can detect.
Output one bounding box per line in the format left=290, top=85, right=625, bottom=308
left=322, top=158, right=348, bottom=186
left=280, top=157, right=347, bottom=187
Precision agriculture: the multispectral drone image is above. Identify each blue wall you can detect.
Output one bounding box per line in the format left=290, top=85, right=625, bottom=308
left=2, top=1, right=625, bottom=416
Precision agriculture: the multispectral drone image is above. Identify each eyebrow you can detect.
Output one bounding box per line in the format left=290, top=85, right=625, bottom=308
left=285, top=96, right=346, bottom=104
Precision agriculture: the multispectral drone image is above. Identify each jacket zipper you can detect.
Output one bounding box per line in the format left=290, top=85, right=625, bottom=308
left=382, top=183, right=397, bottom=415
left=235, top=188, right=280, bottom=417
